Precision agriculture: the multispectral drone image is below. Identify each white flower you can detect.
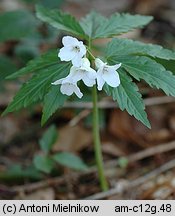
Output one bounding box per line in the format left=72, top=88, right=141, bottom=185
left=52, top=77, right=83, bottom=98
left=69, top=58, right=97, bottom=87
left=95, top=58, right=121, bottom=91
left=58, top=36, right=86, bottom=67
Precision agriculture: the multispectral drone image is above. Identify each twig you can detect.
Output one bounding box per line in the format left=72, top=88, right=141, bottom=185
left=68, top=110, right=91, bottom=127
left=12, top=140, right=175, bottom=194
left=12, top=174, right=75, bottom=193
left=106, top=140, right=175, bottom=168
left=128, top=141, right=175, bottom=162
left=85, top=158, right=175, bottom=200
left=64, top=96, right=175, bottom=109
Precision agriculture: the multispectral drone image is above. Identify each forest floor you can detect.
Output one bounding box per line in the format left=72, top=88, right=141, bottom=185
left=0, top=0, right=175, bottom=199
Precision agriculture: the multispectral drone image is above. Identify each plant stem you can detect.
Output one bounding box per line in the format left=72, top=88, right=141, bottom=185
left=88, top=38, right=108, bottom=191
left=86, top=48, right=96, bottom=60
left=92, top=85, right=108, bottom=191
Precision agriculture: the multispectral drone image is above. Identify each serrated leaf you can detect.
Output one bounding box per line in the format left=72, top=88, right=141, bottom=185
left=7, top=50, right=58, bottom=79
left=53, top=152, right=88, bottom=170
left=155, top=58, right=175, bottom=74
left=42, top=86, right=68, bottom=125
left=33, top=155, right=54, bottom=174
left=3, top=63, right=70, bottom=115
left=36, top=5, right=85, bottom=37
left=80, top=11, right=107, bottom=38
left=92, top=13, right=153, bottom=39
left=0, top=10, right=38, bottom=42
left=104, top=69, right=151, bottom=128
left=109, top=56, right=175, bottom=97
left=39, top=125, right=58, bottom=153
left=106, top=38, right=175, bottom=60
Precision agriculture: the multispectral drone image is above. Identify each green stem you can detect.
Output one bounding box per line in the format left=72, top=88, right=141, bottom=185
left=92, top=85, right=108, bottom=191
left=86, top=48, right=96, bottom=60
left=88, top=38, right=108, bottom=191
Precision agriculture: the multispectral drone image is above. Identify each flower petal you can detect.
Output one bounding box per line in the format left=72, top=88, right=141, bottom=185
left=69, top=67, right=83, bottom=82
left=79, top=42, right=86, bottom=56
left=62, top=36, right=79, bottom=47
left=114, top=63, right=122, bottom=70
left=68, top=66, right=77, bottom=77
left=108, top=63, right=122, bottom=71
left=72, top=54, right=83, bottom=67
left=95, top=58, right=105, bottom=69
left=87, top=68, right=97, bottom=80
left=72, top=84, right=83, bottom=98
left=102, top=71, right=120, bottom=88
left=96, top=70, right=105, bottom=90
left=60, top=83, right=74, bottom=96
left=81, top=58, right=91, bottom=68
left=82, top=76, right=96, bottom=87
left=58, top=47, right=76, bottom=61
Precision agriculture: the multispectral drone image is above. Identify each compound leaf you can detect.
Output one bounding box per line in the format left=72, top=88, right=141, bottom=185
left=42, top=86, right=68, bottom=125
left=93, top=13, right=153, bottom=39
left=109, top=56, right=175, bottom=97
left=104, top=69, right=150, bottom=128
left=36, top=5, right=85, bottom=37
left=106, top=38, right=175, bottom=60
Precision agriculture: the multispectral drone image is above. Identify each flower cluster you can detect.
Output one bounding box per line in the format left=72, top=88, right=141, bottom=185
left=52, top=36, right=121, bottom=98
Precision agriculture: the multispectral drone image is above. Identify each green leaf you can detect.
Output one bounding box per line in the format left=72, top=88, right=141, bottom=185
left=53, top=152, right=88, bottom=170
left=42, top=86, right=68, bottom=125
left=106, top=38, right=175, bottom=60
left=36, top=5, right=85, bottom=37
left=39, top=125, right=58, bottom=153
left=0, top=10, right=38, bottom=42
left=92, top=13, right=153, bottom=39
left=7, top=50, right=58, bottom=79
left=0, top=56, right=17, bottom=81
left=3, top=63, right=70, bottom=115
left=155, top=58, right=175, bottom=74
left=110, top=56, right=175, bottom=97
left=0, top=164, right=42, bottom=181
left=104, top=69, right=151, bottom=128
left=33, top=155, right=54, bottom=174
left=80, top=11, right=107, bottom=38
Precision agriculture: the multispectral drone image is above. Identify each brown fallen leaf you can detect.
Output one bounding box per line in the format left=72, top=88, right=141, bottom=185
left=146, top=129, right=172, bottom=143
left=53, top=125, right=92, bottom=152
left=108, top=105, right=170, bottom=149
left=108, top=109, right=148, bottom=148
